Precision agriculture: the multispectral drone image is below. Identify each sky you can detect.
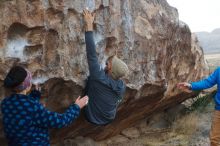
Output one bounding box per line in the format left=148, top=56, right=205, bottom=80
left=166, top=0, right=220, bottom=32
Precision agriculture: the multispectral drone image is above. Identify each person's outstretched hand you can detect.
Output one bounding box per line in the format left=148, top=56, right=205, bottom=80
left=75, top=96, right=89, bottom=109
left=177, top=82, right=192, bottom=93
left=34, top=84, right=41, bottom=91
left=83, top=9, right=95, bottom=31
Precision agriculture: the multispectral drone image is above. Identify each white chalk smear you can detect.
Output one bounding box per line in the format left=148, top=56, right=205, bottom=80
left=85, top=0, right=95, bottom=11
left=5, top=38, right=28, bottom=61
left=32, top=76, right=49, bottom=85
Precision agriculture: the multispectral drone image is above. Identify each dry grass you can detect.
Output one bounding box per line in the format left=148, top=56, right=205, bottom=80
left=172, top=112, right=199, bottom=136
left=142, top=132, right=189, bottom=146
left=205, top=53, right=220, bottom=60
left=100, top=112, right=203, bottom=146
left=205, top=53, right=220, bottom=71
left=143, top=112, right=199, bottom=145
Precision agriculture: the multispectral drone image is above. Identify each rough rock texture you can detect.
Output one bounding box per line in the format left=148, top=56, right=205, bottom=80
left=0, top=0, right=207, bottom=144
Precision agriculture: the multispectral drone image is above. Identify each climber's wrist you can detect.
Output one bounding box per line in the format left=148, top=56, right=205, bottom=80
left=85, top=23, right=93, bottom=31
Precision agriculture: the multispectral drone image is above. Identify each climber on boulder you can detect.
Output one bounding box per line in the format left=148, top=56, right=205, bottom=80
left=1, top=66, right=89, bottom=146
left=82, top=10, right=129, bottom=125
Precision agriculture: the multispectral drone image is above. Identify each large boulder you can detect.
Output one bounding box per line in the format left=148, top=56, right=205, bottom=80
left=0, top=0, right=207, bottom=144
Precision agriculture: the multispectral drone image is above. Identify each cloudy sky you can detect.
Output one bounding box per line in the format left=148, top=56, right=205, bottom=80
left=166, top=0, right=220, bottom=32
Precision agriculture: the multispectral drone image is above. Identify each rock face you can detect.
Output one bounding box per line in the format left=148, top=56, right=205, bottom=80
left=0, top=0, right=207, bottom=144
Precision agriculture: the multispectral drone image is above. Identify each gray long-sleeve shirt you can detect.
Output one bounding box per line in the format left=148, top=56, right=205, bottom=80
left=84, top=31, right=126, bottom=125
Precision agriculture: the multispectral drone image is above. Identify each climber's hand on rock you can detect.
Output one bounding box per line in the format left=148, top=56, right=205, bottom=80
left=83, top=9, right=95, bottom=31
left=75, top=96, right=89, bottom=109
left=34, top=84, right=41, bottom=92
left=177, top=82, right=192, bottom=93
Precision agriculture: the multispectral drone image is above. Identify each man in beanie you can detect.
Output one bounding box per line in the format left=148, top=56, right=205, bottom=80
left=83, top=10, right=129, bottom=125
left=1, top=66, right=88, bottom=146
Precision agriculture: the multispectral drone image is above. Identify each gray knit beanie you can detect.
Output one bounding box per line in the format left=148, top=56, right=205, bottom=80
left=111, top=56, right=129, bottom=80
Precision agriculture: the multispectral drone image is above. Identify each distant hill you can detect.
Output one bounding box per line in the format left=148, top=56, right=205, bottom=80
left=195, top=28, right=220, bottom=54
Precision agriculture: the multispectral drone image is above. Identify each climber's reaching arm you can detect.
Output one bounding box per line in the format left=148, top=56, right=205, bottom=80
left=83, top=10, right=104, bottom=79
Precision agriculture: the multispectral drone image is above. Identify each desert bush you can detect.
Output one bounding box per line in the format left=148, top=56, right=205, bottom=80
left=171, top=91, right=216, bottom=137
left=189, top=90, right=216, bottom=112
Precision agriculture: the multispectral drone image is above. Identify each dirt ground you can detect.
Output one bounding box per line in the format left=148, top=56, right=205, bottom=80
left=205, top=53, right=220, bottom=70
left=98, top=102, right=214, bottom=146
